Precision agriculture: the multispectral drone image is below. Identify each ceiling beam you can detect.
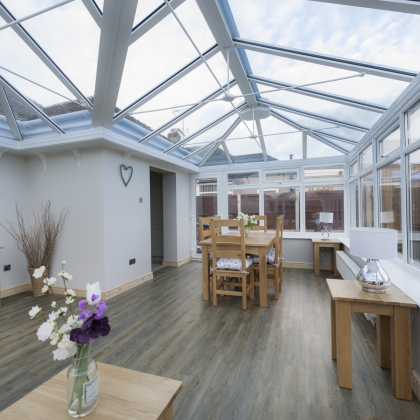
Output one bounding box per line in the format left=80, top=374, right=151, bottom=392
left=195, top=0, right=257, bottom=106
left=81, top=0, right=102, bottom=28
left=308, top=0, right=420, bottom=14
left=310, top=130, right=357, bottom=145
left=0, top=76, right=65, bottom=134
left=138, top=80, right=236, bottom=144
left=233, top=38, right=418, bottom=82
left=260, top=98, right=369, bottom=132
left=0, top=86, right=22, bottom=140
left=130, top=0, right=187, bottom=45
left=249, top=75, right=387, bottom=114
left=113, top=44, right=219, bottom=124
left=198, top=141, right=221, bottom=167
left=271, top=109, right=349, bottom=154
left=92, top=0, right=138, bottom=128
left=0, top=3, right=93, bottom=110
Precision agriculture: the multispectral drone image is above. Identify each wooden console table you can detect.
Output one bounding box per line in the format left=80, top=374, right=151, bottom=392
left=0, top=362, right=183, bottom=419
left=327, top=279, right=417, bottom=400
left=312, top=238, right=341, bottom=276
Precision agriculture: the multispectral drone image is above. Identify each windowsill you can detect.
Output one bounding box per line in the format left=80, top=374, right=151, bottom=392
left=281, top=232, right=347, bottom=239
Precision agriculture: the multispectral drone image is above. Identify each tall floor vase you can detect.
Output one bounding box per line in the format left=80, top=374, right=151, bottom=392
left=27, top=267, right=49, bottom=297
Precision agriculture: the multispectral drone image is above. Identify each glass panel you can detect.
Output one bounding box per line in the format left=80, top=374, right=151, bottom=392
left=306, top=136, right=345, bottom=158
left=407, top=100, right=420, bottom=145
left=265, top=170, right=298, bottom=182
left=20, top=1, right=101, bottom=97
left=361, top=172, right=374, bottom=227
left=360, top=144, right=373, bottom=171
left=264, top=187, right=300, bottom=231
left=351, top=161, right=358, bottom=177
left=351, top=181, right=359, bottom=228
left=379, top=159, right=402, bottom=255
left=195, top=178, right=218, bottom=254
left=228, top=189, right=260, bottom=219
left=305, top=185, right=344, bottom=232
left=228, top=172, right=259, bottom=185
left=0, top=103, right=13, bottom=139
left=133, top=1, right=163, bottom=28
left=408, top=148, right=420, bottom=268
left=379, top=127, right=400, bottom=158
left=202, top=145, right=230, bottom=166
left=304, top=166, right=344, bottom=182
left=94, top=0, right=103, bottom=11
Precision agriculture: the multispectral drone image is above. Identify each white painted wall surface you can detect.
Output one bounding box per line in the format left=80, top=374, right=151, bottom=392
left=176, top=172, right=191, bottom=262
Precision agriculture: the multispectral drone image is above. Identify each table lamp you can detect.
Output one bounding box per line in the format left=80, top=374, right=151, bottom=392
left=350, top=228, right=397, bottom=293
left=380, top=211, right=394, bottom=228
left=319, top=212, right=333, bottom=240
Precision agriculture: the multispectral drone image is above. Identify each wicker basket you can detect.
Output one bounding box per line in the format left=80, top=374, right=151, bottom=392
left=28, top=267, right=49, bottom=297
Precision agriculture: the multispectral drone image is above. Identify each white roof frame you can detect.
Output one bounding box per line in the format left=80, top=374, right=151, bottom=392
left=0, top=86, right=22, bottom=140
left=309, top=0, right=420, bottom=14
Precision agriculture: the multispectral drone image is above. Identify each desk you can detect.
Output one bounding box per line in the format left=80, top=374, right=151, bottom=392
left=1, top=362, right=183, bottom=419
left=199, top=231, right=276, bottom=308
left=312, top=238, right=341, bottom=276
left=327, top=279, right=417, bottom=400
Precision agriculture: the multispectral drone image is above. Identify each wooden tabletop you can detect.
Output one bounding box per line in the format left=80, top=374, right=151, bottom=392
left=326, top=279, right=417, bottom=307
left=0, top=362, right=183, bottom=419
left=199, top=231, right=275, bottom=247
left=312, top=238, right=342, bottom=244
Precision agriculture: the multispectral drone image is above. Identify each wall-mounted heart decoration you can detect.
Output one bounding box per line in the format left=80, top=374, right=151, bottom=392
left=120, top=164, right=133, bottom=187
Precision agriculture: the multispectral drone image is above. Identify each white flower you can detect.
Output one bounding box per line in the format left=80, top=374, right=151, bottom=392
left=41, top=285, right=49, bottom=293
left=51, top=301, right=57, bottom=308
left=28, top=306, right=42, bottom=319
left=62, top=260, right=66, bottom=265
left=66, top=315, right=78, bottom=327
left=33, top=266, right=46, bottom=279
left=53, top=335, right=77, bottom=360
left=37, top=322, right=54, bottom=341
left=43, top=277, right=56, bottom=286
left=59, top=307, right=68, bottom=315
left=50, top=331, right=60, bottom=345
left=62, top=272, right=73, bottom=281
left=66, top=289, right=76, bottom=297
left=48, top=312, right=58, bottom=323
left=57, top=270, right=64, bottom=277
left=86, top=282, right=101, bottom=305
left=59, top=323, right=71, bottom=334
left=65, top=297, right=74, bottom=305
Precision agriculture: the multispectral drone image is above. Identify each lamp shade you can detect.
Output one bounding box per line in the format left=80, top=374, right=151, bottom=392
left=350, top=228, right=397, bottom=260
left=319, top=212, right=333, bottom=223
left=380, top=211, right=394, bottom=224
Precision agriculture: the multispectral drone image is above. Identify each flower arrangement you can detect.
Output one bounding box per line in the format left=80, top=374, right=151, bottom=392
left=28, top=261, right=110, bottom=416
left=235, top=212, right=257, bottom=230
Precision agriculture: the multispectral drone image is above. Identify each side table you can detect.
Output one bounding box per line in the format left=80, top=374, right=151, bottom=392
left=312, top=238, right=341, bottom=276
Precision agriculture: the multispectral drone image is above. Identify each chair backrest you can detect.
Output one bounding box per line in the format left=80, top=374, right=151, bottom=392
left=199, top=215, right=221, bottom=241
left=274, top=215, right=284, bottom=263
left=211, top=219, right=247, bottom=272
left=253, top=215, right=267, bottom=232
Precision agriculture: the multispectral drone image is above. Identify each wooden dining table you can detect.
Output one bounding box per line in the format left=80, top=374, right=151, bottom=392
left=199, top=231, right=276, bottom=308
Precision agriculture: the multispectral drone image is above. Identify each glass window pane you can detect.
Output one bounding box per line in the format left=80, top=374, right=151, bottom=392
left=361, top=172, right=374, bottom=227
left=407, top=100, right=420, bottom=145
left=202, top=145, right=230, bottom=166
left=228, top=189, right=260, bottom=219
left=351, top=161, right=358, bottom=177
left=408, top=148, right=420, bottom=267
left=265, top=170, right=298, bottom=182
left=305, top=185, right=344, bottom=232
left=264, top=187, right=300, bottom=231
left=379, top=159, right=402, bottom=255
left=228, top=172, right=259, bottom=185
left=304, top=166, right=344, bottom=182
left=351, top=181, right=359, bottom=228
left=360, top=144, right=373, bottom=171
left=133, top=1, right=163, bottom=28
left=225, top=124, right=265, bottom=160
left=0, top=103, right=13, bottom=139
left=379, top=127, right=400, bottom=158
left=196, top=178, right=218, bottom=254
left=306, top=136, right=345, bottom=158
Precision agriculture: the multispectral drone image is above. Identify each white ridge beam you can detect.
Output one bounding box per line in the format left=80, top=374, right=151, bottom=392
left=0, top=86, right=22, bottom=140
left=234, top=38, right=417, bottom=82
left=81, top=0, right=102, bottom=28
left=92, top=0, right=138, bottom=128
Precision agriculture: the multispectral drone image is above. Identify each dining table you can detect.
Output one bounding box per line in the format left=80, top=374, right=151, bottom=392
left=199, top=231, right=276, bottom=308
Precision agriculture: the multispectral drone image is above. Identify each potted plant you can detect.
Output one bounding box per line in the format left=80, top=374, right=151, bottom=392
left=1, top=200, right=69, bottom=297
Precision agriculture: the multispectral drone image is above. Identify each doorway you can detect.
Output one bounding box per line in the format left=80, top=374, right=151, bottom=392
left=150, top=170, right=164, bottom=272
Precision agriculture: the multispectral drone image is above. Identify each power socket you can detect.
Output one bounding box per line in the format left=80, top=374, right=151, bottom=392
left=129, top=258, right=136, bottom=265
left=3, top=265, right=11, bottom=272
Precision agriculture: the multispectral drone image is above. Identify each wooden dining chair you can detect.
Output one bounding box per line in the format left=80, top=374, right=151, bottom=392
left=252, top=215, right=284, bottom=299
left=252, top=215, right=267, bottom=232
left=210, top=218, right=254, bottom=310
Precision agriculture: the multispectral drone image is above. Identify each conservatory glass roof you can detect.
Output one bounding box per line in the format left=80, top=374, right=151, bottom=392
left=0, top=0, right=419, bottom=167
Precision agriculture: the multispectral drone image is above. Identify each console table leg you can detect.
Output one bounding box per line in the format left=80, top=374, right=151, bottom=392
left=331, top=297, right=337, bottom=360
left=336, top=300, right=352, bottom=389
left=377, top=315, right=391, bottom=369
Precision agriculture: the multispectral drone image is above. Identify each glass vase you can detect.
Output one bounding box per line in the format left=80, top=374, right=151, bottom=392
left=67, top=346, right=98, bottom=418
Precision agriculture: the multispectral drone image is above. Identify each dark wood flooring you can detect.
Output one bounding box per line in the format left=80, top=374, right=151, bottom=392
left=1, top=263, right=420, bottom=419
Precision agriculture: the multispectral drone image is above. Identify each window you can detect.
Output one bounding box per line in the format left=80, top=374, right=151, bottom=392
left=408, top=148, right=420, bottom=267
left=304, top=185, right=344, bottom=232
left=360, top=145, right=373, bottom=171
left=350, top=161, right=358, bottom=177
left=379, top=127, right=400, bottom=158
left=264, top=187, right=300, bottom=231
left=407, top=100, right=420, bottom=145
left=379, top=159, right=402, bottom=254
left=228, top=189, right=259, bottom=219
left=304, top=166, right=344, bottom=182
left=195, top=178, right=217, bottom=254
left=351, top=181, right=359, bottom=227
left=227, top=172, right=259, bottom=185
left=361, top=172, right=374, bottom=227
left=265, top=170, right=298, bottom=182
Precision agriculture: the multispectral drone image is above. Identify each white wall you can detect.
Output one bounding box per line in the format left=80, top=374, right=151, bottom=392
left=176, top=172, right=191, bottom=261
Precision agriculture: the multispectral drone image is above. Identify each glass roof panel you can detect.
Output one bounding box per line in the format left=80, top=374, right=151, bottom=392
left=245, top=50, right=409, bottom=107
left=0, top=0, right=59, bottom=17
left=133, top=1, right=163, bottom=28
left=228, top=0, right=420, bottom=70
left=203, top=145, right=230, bottom=166
left=225, top=123, right=264, bottom=160
left=16, top=0, right=100, bottom=98
left=93, top=0, right=103, bottom=11
left=0, top=103, right=14, bottom=139
left=306, top=135, right=344, bottom=158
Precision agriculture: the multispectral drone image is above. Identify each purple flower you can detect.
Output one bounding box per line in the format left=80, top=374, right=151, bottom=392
left=78, top=300, right=87, bottom=311
left=94, top=301, right=107, bottom=319
left=79, top=309, right=92, bottom=320
left=91, top=293, right=99, bottom=302
left=70, top=315, right=110, bottom=345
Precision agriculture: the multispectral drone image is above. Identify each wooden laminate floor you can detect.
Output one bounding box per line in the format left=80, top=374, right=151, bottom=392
left=1, top=263, right=420, bottom=419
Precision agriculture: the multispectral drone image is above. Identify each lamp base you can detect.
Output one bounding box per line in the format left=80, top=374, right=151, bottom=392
left=321, top=224, right=330, bottom=240
left=356, top=259, right=391, bottom=293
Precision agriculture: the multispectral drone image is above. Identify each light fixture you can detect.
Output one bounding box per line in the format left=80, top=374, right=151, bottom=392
left=319, top=212, right=333, bottom=240
left=350, top=228, right=397, bottom=293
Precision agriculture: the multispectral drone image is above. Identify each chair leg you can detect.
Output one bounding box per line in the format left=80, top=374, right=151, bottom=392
left=242, top=275, right=247, bottom=311
left=250, top=270, right=254, bottom=300
left=279, top=265, right=283, bottom=293
left=274, top=267, right=279, bottom=300
left=213, top=275, right=218, bottom=307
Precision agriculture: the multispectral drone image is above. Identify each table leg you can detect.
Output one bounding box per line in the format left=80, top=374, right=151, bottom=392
left=336, top=300, right=352, bottom=389
left=202, top=244, right=210, bottom=301
left=391, top=306, right=412, bottom=400
left=333, top=244, right=340, bottom=277
left=331, top=297, right=337, bottom=360
left=259, top=248, right=267, bottom=308
left=161, top=404, right=174, bottom=420
left=377, top=315, right=391, bottom=369
left=313, top=243, right=320, bottom=276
